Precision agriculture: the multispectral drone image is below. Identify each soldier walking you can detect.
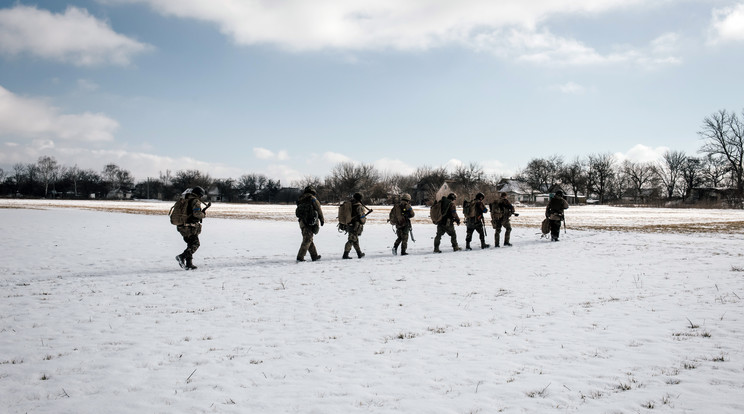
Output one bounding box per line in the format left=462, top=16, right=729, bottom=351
left=434, top=193, right=462, bottom=253
left=176, top=186, right=209, bottom=270
left=296, top=186, right=324, bottom=261
left=343, top=192, right=367, bottom=259
left=546, top=190, right=569, bottom=242
left=465, top=192, right=490, bottom=250
left=490, top=192, right=518, bottom=247
left=390, top=193, right=415, bottom=256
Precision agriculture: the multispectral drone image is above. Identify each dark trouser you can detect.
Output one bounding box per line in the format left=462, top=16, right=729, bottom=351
left=465, top=219, right=486, bottom=247
left=493, top=218, right=511, bottom=246
left=394, top=226, right=410, bottom=253
left=297, top=222, right=320, bottom=260
left=549, top=219, right=562, bottom=240
left=177, top=223, right=201, bottom=260
left=434, top=220, right=458, bottom=250
left=344, top=222, right=364, bottom=257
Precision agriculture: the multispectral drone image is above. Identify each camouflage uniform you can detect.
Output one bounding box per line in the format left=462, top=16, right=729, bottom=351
left=465, top=194, right=490, bottom=250
left=546, top=192, right=569, bottom=241
left=391, top=194, right=415, bottom=256
left=296, top=189, right=325, bottom=261
left=434, top=194, right=461, bottom=253
left=343, top=194, right=366, bottom=259
left=176, top=190, right=206, bottom=270
left=491, top=193, right=516, bottom=247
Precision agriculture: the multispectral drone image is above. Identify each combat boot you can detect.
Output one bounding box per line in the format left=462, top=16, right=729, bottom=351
left=357, top=252, right=365, bottom=259
left=481, top=242, right=491, bottom=249
left=392, top=246, right=398, bottom=255
left=342, top=251, right=351, bottom=259
left=400, top=250, right=408, bottom=256
left=185, top=258, right=197, bottom=270
left=453, top=245, right=462, bottom=252
left=466, top=242, right=472, bottom=251
left=311, top=255, right=321, bottom=262
left=176, top=254, right=186, bottom=269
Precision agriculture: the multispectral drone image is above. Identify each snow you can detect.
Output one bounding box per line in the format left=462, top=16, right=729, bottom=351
left=1, top=200, right=743, bottom=413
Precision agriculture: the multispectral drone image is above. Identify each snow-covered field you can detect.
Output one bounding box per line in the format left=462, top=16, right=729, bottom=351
left=1, top=200, right=743, bottom=413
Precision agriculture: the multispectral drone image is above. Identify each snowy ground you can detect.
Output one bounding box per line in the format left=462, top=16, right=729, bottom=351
left=1, top=200, right=743, bottom=413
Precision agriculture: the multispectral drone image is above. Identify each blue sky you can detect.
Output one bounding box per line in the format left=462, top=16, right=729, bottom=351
left=1, top=0, right=743, bottom=184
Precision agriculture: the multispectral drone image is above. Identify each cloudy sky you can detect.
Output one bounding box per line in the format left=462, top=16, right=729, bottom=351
left=1, top=0, right=743, bottom=184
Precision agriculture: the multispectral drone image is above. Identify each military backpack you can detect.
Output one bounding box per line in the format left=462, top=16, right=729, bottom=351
left=295, top=197, right=318, bottom=226
left=169, top=197, right=190, bottom=226
left=337, top=200, right=353, bottom=231
left=462, top=199, right=477, bottom=219
left=389, top=204, right=405, bottom=226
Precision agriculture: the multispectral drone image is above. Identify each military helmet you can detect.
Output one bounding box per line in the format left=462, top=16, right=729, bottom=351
left=500, top=192, right=508, bottom=198
left=447, top=192, right=457, bottom=200
left=401, top=193, right=411, bottom=202
left=191, top=186, right=205, bottom=197
left=475, top=192, right=485, bottom=200
left=555, top=190, right=564, bottom=196
left=304, top=186, right=316, bottom=195
left=353, top=192, right=363, bottom=201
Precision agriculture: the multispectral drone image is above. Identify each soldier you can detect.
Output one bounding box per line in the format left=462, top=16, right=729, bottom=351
left=391, top=193, right=415, bottom=256
left=434, top=192, right=462, bottom=253
left=296, top=186, right=324, bottom=261
left=490, top=192, right=518, bottom=247
left=176, top=186, right=210, bottom=270
left=465, top=192, right=490, bottom=250
left=343, top=192, right=367, bottom=259
left=545, top=190, right=569, bottom=241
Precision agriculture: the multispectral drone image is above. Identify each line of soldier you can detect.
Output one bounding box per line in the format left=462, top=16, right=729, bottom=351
left=173, top=185, right=568, bottom=269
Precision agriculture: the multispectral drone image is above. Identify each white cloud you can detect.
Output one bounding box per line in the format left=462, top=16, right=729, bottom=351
left=254, top=147, right=291, bottom=161
left=322, top=151, right=354, bottom=164
left=709, top=3, right=744, bottom=44
left=550, top=81, right=587, bottom=95
left=443, top=158, right=464, bottom=172
left=0, top=85, right=119, bottom=142
left=0, top=5, right=151, bottom=66
left=105, top=0, right=676, bottom=67
left=77, top=79, right=100, bottom=92
left=615, top=144, right=669, bottom=163
left=373, top=158, right=415, bottom=175
left=253, top=147, right=275, bottom=160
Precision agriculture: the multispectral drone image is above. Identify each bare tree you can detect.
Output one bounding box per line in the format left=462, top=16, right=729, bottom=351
left=656, top=150, right=686, bottom=199
left=681, top=157, right=703, bottom=199
left=622, top=160, right=656, bottom=203
left=412, top=166, right=449, bottom=204
left=699, top=108, right=744, bottom=197
left=451, top=162, right=486, bottom=199
left=172, top=169, right=212, bottom=194
left=701, top=155, right=729, bottom=187
left=36, top=156, right=59, bottom=197
left=587, top=153, right=616, bottom=204
left=519, top=155, right=563, bottom=195
left=558, top=157, right=587, bottom=201
left=327, top=162, right=380, bottom=202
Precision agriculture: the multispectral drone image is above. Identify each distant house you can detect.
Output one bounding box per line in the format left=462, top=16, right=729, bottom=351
left=690, top=186, right=737, bottom=204
left=207, top=186, right=222, bottom=202
left=106, top=188, right=132, bottom=200
left=496, top=178, right=534, bottom=203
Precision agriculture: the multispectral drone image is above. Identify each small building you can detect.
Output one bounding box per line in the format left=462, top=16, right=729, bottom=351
left=496, top=178, right=534, bottom=203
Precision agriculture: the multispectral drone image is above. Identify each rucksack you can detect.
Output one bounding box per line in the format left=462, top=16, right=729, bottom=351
left=295, top=197, right=318, bottom=226
left=541, top=218, right=550, bottom=236
left=489, top=201, right=503, bottom=221
left=463, top=199, right=477, bottom=218
left=430, top=197, right=450, bottom=224
left=169, top=197, right=190, bottom=225
left=338, top=200, right=353, bottom=226
left=389, top=204, right=405, bottom=226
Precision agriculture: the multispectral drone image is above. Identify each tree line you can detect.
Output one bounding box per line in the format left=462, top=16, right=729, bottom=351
left=1, top=108, right=742, bottom=206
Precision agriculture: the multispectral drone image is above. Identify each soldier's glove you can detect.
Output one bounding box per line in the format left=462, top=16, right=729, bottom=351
left=514, top=213, right=519, bottom=217
left=320, top=219, right=325, bottom=226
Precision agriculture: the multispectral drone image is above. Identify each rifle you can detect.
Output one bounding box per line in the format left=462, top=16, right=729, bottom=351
left=562, top=215, right=567, bottom=233
left=202, top=201, right=212, bottom=213
left=480, top=216, right=487, bottom=238
left=407, top=216, right=416, bottom=242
